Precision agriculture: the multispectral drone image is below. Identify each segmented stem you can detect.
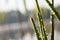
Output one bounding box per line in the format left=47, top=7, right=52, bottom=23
left=30, top=18, right=41, bottom=40
left=35, top=0, right=47, bottom=40
left=46, top=0, right=60, bottom=21
left=50, top=0, right=54, bottom=40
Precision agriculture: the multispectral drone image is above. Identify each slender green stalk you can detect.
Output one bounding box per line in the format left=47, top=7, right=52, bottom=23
left=23, top=0, right=28, bottom=16
left=50, top=14, right=54, bottom=40
left=50, top=10, right=54, bottom=40
left=30, top=18, right=41, bottom=40
left=46, top=0, right=60, bottom=21
left=35, top=0, right=41, bottom=13
left=38, top=13, right=47, bottom=40
left=50, top=0, right=54, bottom=40
left=35, top=0, right=47, bottom=40
left=30, top=0, right=60, bottom=40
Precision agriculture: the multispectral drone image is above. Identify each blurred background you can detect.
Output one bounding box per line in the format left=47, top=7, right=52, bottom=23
left=0, top=0, right=60, bottom=40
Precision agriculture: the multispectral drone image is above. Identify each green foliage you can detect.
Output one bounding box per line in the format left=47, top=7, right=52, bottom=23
left=30, top=0, right=60, bottom=40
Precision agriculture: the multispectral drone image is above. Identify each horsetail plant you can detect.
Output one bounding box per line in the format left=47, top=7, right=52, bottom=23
left=30, top=0, right=60, bottom=40
left=30, top=18, right=41, bottom=40
left=50, top=0, right=54, bottom=40
left=36, top=0, right=47, bottom=40
left=30, top=0, right=47, bottom=40
left=50, top=10, right=54, bottom=40
left=46, top=0, right=60, bottom=21
left=38, top=13, right=47, bottom=40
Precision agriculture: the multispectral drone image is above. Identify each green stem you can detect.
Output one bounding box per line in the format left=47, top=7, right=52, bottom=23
left=38, top=13, right=47, bottom=40
left=35, top=0, right=41, bottom=13
left=35, top=0, right=47, bottom=40
left=23, top=0, right=28, bottom=17
left=30, top=18, right=41, bottom=40
left=46, top=0, right=60, bottom=21
left=51, top=0, right=54, bottom=40
left=50, top=14, right=54, bottom=40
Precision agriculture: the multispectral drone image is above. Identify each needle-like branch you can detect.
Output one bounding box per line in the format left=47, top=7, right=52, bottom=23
left=46, top=0, right=60, bottom=21
left=30, top=18, right=41, bottom=40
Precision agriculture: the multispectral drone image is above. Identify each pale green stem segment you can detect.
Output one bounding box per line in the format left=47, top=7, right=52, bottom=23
left=30, top=18, right=41, bottom=40
left=46, top=0, right=60, bottom=21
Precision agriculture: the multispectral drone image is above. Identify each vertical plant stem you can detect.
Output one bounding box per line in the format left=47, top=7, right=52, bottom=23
left=38, top=13, right=47, bottom=40
left=35, top=0, right=41, bottom=13
left=50, top=14, right=54, bottom=40
left=50, top=11, right=54, bottom=40
left=30, top=18, right=41, bottom=40
left=23, top=0, right=28, bottom=16
left=35, top=0, right=47, bottom=40
left=50, top=0, right=54, bottom=40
